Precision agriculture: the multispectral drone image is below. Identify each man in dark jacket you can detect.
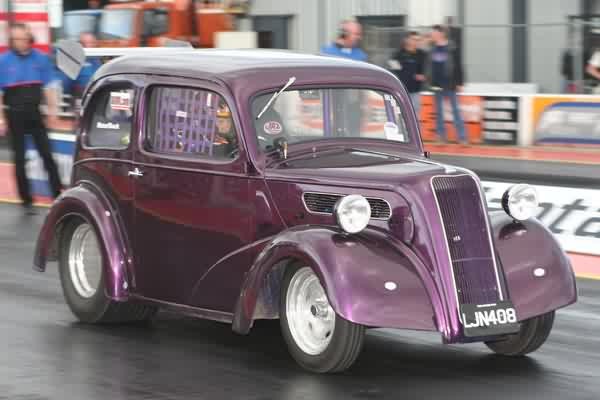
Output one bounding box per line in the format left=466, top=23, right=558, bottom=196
left=389, top=31, right=426, bottom=115
left=427, top=25, right=467, bottom=144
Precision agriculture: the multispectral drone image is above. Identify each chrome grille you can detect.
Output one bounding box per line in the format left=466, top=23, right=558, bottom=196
left=302, top=193, right=391, bottom=220
left=432, top=175, right=500, bottom=305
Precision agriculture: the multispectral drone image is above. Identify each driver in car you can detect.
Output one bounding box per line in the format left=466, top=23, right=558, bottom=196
left=213, top=102, right=237, bottom=157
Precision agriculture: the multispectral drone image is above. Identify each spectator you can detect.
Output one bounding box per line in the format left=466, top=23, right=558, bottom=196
left=320, top=19, right=368, bottom=62
left=389, top=31, right=426, bottom=115
left=427, top=24, right=467, bottom=144
left=0, top=23, right=63, bottom=214
left=586, top=48, right=600, bottom=94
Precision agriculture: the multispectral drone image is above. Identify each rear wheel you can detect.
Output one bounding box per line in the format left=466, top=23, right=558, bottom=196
left=58, top=218, right=156, bottom=323
left=280, top=264, right=365, bottom=373
left=485, top=311, right=555, bottom=356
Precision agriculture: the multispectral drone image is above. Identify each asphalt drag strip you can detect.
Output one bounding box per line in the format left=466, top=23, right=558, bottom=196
left=0, top=204, right=599, bottom=400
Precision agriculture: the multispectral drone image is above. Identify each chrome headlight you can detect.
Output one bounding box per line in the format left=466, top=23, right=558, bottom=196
left=501, top=184, right=539, bottom=221
left=335, top=195, right=371, bottom=234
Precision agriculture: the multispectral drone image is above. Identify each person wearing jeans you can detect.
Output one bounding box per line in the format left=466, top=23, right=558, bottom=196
left=427, top=25, right=467, bottom=144
left=389, top=31, right=426, bottom=116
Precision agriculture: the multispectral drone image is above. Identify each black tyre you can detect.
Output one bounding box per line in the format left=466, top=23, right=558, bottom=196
left=485, top=311, right=555, bottom=356
left=280, top=264, right=365, bottom=373
left=58, top=218, right=156, bottom=323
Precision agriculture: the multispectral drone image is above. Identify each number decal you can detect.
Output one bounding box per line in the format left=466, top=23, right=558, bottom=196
left=496, top=309, right=507, bottom=324
left=506, top=308, right=517, bottom=323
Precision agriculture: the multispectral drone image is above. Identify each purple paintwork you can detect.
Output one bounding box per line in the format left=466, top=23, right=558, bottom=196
left=33, top=50, right=577, bottom=344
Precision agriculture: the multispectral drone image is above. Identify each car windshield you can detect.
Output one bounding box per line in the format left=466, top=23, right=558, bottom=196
left=99, top=9, right=136, bottom=39
left=63, top=14, right=98, bottom=40
left=251, top=88, right=410, bottom=153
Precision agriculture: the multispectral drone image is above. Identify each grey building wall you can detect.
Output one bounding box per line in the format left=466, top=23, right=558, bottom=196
left=528, top=0, right=580, bottom=93
left=245, top=0, right=321, bottom=54
left=462, top=0, right=512, bottom=83
left=323, top=0, right=410, bottom=41
left=246, top=0, right=414, bottom=54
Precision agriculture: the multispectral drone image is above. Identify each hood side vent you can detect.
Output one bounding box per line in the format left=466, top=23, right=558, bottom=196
left=302, top=192, right=391, bottom=220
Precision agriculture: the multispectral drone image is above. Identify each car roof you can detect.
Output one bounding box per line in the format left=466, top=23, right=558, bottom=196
left=93, top=49, right=401, bottom=95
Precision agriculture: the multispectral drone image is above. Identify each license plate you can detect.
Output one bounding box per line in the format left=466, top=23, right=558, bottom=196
left=460, top=301, right=521, bottom=337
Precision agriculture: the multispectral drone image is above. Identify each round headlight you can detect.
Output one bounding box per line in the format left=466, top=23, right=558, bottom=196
left=335, top=195, right=371, bottom=234
left=501, top=184, right=539, bottom=221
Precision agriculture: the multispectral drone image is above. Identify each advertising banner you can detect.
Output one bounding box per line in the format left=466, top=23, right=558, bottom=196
left=25, top=132, right=75, bottom=197
left=482, top=181, right=600, bottom=256
left=419, top=94, right=520, bottom=145
left=531, top=95, right=600, bottom=145
left=0, top=0, right=50, bottom=53
left=0, top=1, right=8, bottom=52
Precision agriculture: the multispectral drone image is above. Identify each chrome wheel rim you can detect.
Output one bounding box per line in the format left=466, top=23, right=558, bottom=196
left=286, top=267, right=335, bottom=355
left=68, top=223, right=102, bottom=298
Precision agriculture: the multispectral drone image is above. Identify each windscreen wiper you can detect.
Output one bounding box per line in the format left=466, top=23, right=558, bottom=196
left=256, top=76, right=296, bottom=120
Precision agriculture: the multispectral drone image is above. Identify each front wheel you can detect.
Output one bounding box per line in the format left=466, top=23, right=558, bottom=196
left=280, top=265, right=365, bottom=373
left=485, top=311, right=555, bottom=356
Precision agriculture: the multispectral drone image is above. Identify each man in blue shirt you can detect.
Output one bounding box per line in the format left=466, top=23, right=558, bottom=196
left=427, top=24, right=467, bottom=144
left=320, top=20, right=368, bottom=62
left=0, top=23, right=63, bottom=214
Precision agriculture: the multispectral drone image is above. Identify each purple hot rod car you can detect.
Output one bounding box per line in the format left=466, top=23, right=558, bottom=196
left=34, top=47, right=577, bottom=373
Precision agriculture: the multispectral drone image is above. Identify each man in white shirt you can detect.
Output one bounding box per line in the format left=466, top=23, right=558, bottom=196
left=586, top=50, right=600, bottom=93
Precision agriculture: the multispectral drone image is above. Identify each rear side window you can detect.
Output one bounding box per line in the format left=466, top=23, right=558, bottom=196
left=145, top=86, right=239, bottom=160
left=86, top=86, right=135, bottom=149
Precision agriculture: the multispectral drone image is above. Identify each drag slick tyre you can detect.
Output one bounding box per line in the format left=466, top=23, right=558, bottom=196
left=58, top=218, right=155, bottom=324
left=485, top=311, right=555, bottom=356
left=280, top=264, right=365, bottom=373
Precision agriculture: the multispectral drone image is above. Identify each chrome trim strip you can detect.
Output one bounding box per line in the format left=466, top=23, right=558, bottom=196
left=131, top=295, right=234, bottom=324
left=301, top=191, right=393, bottom=220
left=429, top=174, right=505, bottom=326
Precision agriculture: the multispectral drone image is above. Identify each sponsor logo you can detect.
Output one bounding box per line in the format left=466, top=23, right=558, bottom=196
left=96, top=121, right=120, bottom=130
left=263, top=121, right=282, bottom=135
left=482, top=181, right=600, bottom=255
left=110, top=92, right=131, bottom=111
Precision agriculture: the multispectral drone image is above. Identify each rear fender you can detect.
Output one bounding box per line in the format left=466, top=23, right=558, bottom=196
left=232, top=225, right=444, bottom=335
left=33, top=182, right=131, bottom=300
left=491, top=211, right=578, bottom=321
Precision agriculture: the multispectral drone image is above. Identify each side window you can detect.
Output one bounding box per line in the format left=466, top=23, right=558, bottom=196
left=86, top=86, right=135, bottom=149
left=145, top=86, right=239, bottom=160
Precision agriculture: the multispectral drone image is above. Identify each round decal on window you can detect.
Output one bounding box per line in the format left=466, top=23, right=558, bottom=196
left=264, top=121, right=283, bottom=135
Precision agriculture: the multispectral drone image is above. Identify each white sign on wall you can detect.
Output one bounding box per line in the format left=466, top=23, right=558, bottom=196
left=482, top=181, right=600, bottom=256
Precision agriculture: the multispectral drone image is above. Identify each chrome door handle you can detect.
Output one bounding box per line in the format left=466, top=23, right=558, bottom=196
left=128, top=167, right=144, bottom=177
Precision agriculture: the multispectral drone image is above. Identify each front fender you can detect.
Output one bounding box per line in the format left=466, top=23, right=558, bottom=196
left=33, top=182, right=131, bottom=300
left=232, top=225, right=442, bottom=335
left=491, top=211, right=578, bottom=321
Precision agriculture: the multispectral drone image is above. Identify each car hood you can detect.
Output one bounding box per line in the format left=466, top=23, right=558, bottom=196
left=264, top=149, right=459, bottom=191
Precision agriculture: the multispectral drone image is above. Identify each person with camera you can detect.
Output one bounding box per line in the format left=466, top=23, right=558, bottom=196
left=0, top=23, right=63, bottom=214
left=320, top=19, right=368, bottom=62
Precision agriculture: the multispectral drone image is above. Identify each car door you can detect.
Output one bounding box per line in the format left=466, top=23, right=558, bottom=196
left=75, top=79, right=140, bottom=280
left=130, top=79, right=253, bottom=306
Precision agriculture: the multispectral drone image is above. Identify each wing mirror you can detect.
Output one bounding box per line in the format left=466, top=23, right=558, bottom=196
left=55, top=39, right=86, bottom=80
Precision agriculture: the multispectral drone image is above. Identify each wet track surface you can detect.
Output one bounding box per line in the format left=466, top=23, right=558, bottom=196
left=1, top=203, right=599, bottom=400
